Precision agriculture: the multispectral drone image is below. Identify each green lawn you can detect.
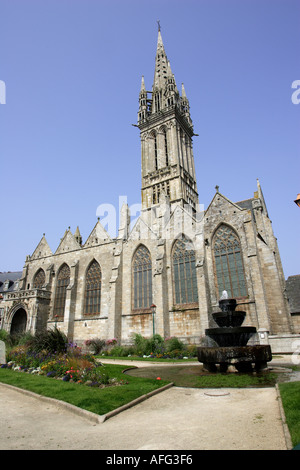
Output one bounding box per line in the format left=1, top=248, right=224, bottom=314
left=124, top=364, right=278, bottom=388
left=0, top=364, right=170, bottom=416
left=1, top=361, right=300, bottom=448
left=279, top=381, right=300, bottom=448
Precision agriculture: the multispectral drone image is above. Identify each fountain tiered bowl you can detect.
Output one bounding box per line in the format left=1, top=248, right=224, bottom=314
left=198, top=298, right=272, bottom=372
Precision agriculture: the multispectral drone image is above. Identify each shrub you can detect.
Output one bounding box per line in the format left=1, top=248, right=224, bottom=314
left=185, top=344, right=198, bottom=357
left=2, top=331, right=26, bottom=348
left=109, top=346, right=127, bottom=357
left=150, top=334, right=165, bottom=353
left=0, top=330, right=35, bottom=350
left=17, top=332, right=35, bottom=346
left=106, top=338, right=117, bottom=347
left=165, top=336, right=185, bottom=353
left=0, top=329, right=8, bottom=342
left=132, top=334, right=152, bottom=356
left=168, top=348, right=184, bottom=358
left=28, top=327, right=68, bottom=354
left=131, top=333, right=165, bottom=356
left=85, top=338, right=106, bottom=355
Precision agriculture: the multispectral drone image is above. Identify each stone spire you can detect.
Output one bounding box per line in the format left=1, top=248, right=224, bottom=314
left=140, top=75, right=146, bottom=93
left=74, top=226, right=82, bottom=246
left=153, top=29, right=169, bottom=92
left=137, top=27, right=199, bottom=212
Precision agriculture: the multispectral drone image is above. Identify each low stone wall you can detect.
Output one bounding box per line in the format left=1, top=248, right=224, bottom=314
left=268, top=334, right=300, bottom=354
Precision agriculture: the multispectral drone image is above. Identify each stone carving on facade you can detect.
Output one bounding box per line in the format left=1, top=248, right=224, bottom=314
left=195, top=256, right=204, bottom=268
left=252, top=198, right=263, bottom=211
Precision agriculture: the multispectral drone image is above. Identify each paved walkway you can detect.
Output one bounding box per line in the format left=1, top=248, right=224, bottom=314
left=0, top=356, right=295, bottom=451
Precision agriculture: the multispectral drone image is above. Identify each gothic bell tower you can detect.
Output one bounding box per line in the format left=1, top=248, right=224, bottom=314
left=138, top=26, right=199, bottom=213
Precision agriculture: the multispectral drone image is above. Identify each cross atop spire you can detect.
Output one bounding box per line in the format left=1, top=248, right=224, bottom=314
left=157, top=19, right=161, bottom=32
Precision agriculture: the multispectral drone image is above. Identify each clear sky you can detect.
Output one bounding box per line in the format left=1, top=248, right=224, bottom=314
left=0, top=0, right=299, bottom=278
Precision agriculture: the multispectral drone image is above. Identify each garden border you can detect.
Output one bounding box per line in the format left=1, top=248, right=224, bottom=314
left=0, top=381, right=174, bottom=425
left=275, top=384, right=293, bottom=450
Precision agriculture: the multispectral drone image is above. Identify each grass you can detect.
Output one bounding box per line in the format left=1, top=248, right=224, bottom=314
left=1, top=357, right=300, bottom=448
left=279, top=381, right=300, bottom=448
left=124, top=364, right=278, bottom=388
left=0, top=364, right=170, bottom=416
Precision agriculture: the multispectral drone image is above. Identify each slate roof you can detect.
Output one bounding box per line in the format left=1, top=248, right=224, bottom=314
left=286, top=275, right=300, bottom=314
left=235, top=198, right=254, bottom=210
left=0, top=272, right=22, bottom=293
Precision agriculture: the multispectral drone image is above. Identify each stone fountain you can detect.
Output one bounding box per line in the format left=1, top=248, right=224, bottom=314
left=198, top=292, right=272, bottom=372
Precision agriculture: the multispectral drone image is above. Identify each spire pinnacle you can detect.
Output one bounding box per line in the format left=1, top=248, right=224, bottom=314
left=140, top=75, right=146, bottom=92
left=153, top=27, right=168, bottom=90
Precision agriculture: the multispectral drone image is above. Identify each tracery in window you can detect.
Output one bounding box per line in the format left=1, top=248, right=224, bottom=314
left=213, top=225, right=247, bottom=298
left=172, top=235, right=198, bottom=305
left=33, top=268, right=45, bottom=289
left=132, top=245, right=152, bottom=310
left=53, top=264, right=70, bottom=319
left=84, top=260, right=101, bottom=315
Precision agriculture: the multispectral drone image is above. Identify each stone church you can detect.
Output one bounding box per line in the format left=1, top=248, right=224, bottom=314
left=0, top=29, right=297, bottom=352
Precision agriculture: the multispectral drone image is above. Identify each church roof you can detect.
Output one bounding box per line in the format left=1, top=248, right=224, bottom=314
left=286, top=275, right=300, bottom=314
left=235, top=198, right=254, bottom=210
left=0, top=272, right=22, bottom=293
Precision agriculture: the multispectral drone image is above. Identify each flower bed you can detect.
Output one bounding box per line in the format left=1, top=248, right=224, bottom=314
left=1, top=354, right=126, bottom=388
left=1, top=329, right=127, bottom=388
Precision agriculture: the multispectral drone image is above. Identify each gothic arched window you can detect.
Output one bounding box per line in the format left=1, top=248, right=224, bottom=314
left=163, top=128, right=169, bottom=166
left=213, top=225, right=247, bottom=298
left=53, top=264, right=70, bottom=319
left=172, top=235, right=198, bottom=305
left=33, top=268, right=45, bottom=289
left=84, top=260, right=101, bottom=315
left=154, top=133, right=158, bottom=170
left=132, top=245, right=152, bottom=310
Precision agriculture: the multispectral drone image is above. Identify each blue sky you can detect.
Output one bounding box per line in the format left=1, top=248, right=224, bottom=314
left=0, top=0, right=299, bottom=278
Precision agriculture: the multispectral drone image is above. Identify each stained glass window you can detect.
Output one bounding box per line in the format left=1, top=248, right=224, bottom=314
left=53, top=264, right=70, bottom=319
left=33, top=268, right=45, bottom=289
left=84, top=260, right=101, bottom=315
left=172, top=235, right=198, bottom=305
left=213, top=225, right=247, bottom=298
left=133, top=245, right=152, bottom=310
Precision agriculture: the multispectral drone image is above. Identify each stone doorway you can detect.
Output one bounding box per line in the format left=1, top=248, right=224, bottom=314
left=10, top=308, right=27, bottom=335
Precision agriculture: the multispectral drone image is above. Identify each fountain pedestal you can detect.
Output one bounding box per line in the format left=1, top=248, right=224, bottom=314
left=198, top=298, right=272, bottom=372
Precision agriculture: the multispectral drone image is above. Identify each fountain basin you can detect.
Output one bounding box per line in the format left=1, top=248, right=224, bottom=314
left=205, top=326, right=256, bottom=347
left=212, top=310, right=246, bottom=328
left=198, top=345, right=272, bottom=372
left=218, top=298, right=237, bottom=312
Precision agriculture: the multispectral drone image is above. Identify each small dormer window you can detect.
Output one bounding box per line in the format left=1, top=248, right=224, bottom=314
left=4, top=279, right=14, bottom=291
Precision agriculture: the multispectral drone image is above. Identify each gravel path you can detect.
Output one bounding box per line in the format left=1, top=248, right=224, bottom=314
left=0, top=356, right=294, bottom=451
